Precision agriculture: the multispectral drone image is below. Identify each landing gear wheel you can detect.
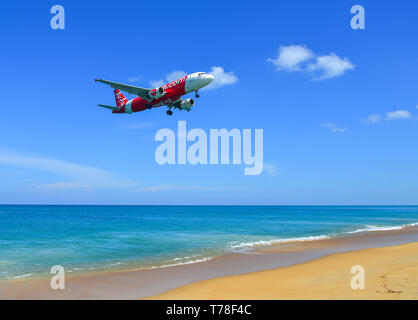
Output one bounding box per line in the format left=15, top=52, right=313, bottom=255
left=166, top=110, right=173, bottom=116
left=195, top=90, right=200, bottom=98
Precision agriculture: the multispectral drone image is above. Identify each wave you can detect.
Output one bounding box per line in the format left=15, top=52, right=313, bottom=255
left=67, top=267, right=86, bottom=273
left=10, top=273, right=33, bottom=279
left=347, top=222, right=418, bottom=234
left=150, top=256, right=213, bottom=269
left=229, top=235, right=331, bottom=250
left=137, top=221, right=418, bottom=266
left=3, top=221, right=418, bottom=280
left=228, top=221, right=418, bottom=251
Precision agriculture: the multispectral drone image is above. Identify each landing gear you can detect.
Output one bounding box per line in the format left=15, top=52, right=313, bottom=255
left=166, top=110, right=173, bottom=116
left=195, top=90, right=200, bottom=98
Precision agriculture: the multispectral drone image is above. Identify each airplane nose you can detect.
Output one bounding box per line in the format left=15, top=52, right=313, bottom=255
left=202, top=74, right=214, bottom=86
left=194, top=73, right=214, bottom=90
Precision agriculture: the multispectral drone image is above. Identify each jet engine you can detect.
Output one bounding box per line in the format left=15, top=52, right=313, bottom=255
left=148, top=87, right=166, bottom=99
left=179, top=99, right=195, bottom=111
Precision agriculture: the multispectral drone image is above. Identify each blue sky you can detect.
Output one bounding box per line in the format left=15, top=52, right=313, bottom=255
left=1, top=0, right=417, bottom=204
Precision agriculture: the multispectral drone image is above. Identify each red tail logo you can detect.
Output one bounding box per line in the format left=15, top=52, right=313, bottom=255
left=114, top=89, right=128, bottom=107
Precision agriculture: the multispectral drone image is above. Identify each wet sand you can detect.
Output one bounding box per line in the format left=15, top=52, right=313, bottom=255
left=1, top=226, right=418, bottom=299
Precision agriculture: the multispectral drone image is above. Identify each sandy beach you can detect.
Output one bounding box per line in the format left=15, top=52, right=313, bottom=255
left=1, top=226, right=418, bottom=299
left=149, top=242, right=418, bottom=300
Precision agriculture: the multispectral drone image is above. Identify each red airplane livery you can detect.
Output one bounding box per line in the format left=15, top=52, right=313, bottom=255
left=95, top=72, right=214, bottom=115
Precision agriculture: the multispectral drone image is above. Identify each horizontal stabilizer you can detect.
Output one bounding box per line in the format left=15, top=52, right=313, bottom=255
left=98, top=104, right=118, bottom=110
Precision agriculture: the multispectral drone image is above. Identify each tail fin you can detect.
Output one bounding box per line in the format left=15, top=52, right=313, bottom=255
left=114, top=89, right=128, bottom=107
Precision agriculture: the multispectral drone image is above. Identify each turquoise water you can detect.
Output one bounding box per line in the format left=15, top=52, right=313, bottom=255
left=1, top=205, right=418, bottom=280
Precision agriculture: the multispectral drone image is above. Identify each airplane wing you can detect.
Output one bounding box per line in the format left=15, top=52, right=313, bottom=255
left=98, top=104, right=118, bottom=110
left=95, top=79, right=151, bottom=99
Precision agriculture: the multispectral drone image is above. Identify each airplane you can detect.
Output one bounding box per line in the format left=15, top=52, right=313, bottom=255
left=95, top=72, right=214, bottom=116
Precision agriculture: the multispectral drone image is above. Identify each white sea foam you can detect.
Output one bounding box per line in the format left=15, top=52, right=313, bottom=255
left=67, top=267, right=85, bottom=273
left=347, top=222, right=418, bottom=234
left=108, top=262, right=124, bottom=267
left=11, top=273, right=33, bottom=279
left=407, top=222, right=418, bottom=227
left=228, top=221, right=418, bottom=250
left=229, top=235, right=331, bottom=250
left=151, top=256, right=213, bottom=269
left=171, top=255, right=195, bottom=262
left=5, top=221, right=417, bottom=280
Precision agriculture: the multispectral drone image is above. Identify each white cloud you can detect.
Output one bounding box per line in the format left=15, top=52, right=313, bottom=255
left=268, top=45, right=355, bottom=80
left=0, top=150, right=139, bottom=191
left=136, top=185, right=197, bottom=192
left=307, top=53, right=355, bottom=80
left=263, top=163, right=279, bottom=176
left=128, top=76, right=141, bottom=83
left=149, top=79, right=165, bottom=88
left=150, top=70, right=187, bottom=88
left=204, top=66, right=238, bottom=90
left=386, top=109, right=411, bottom=120
left=362, top=109, right=415, bottom=124
left=165, top=70, right=187, bottom=82
left=321, top=122, right=347, bottom=133
left=136, top=184, right=240, bottom=192
left=267, top=45, right=314, bottom=71
left=37, top=182, right=93, bottom=192
left=362, top=114, right=382, bottom=124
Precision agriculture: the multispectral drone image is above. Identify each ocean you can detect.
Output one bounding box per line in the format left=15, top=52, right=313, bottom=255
left=1, top=205, right=418, bottom=280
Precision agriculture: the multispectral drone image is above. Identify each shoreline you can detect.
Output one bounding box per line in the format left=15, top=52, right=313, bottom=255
left=1, top=226, right=418, bottom=299
left=149, top=241, right=418, bottom=300
left=2, top=222, right=418, bottom=283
